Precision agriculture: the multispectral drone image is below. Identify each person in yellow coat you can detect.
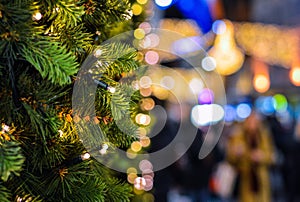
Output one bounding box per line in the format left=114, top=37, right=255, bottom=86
left=226, top=111, right=275, bottom=202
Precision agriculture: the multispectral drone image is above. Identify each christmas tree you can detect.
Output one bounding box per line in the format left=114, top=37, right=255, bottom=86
left=0, top=0, right=147, bottom=201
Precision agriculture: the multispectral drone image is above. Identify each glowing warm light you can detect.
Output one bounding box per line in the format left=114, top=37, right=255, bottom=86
left=140, top=98, right=155, bottom=111
left=139, top=76, right=152, bottom=88
left=99, top=143, right=109, bottom=155
left=139, top=87, right=152, bottom=97
left=127, top=173, right=138, bottom=184
left=209, top=20, right=244, bottom=75
left=32, top=11, right=42, bottom=21
left=236, top=103, right=251, bottom=119
left=131, top=141, right=142, bottom=152
left=152, top=87, right=169, bottom=100
left=252, top=59, right=270, bottom=93
left=81, top=153, right=91, bottom=160
left=202, top=56, right=216, bottom=71
left=137, top=0, right=148, bottom=4
left=132, top=4, right=143, bottom=15
left=140, top=136, right=151, bottom=147
left=127, top=167, right=138, bottom=174
left=155, top=0, right=173, bottom=7
left=127, top=148, right=137, bottom=159
left=235, top=22, right=298, bottom=68
left=137, top=127, right=147, bottom=137
left=58, top=130, right=63, bottom=137
left=191, top=104, right=224, bottom=126
left=107, top=86, right=116, bottom=93
left=290, top=66, right=300, bottom=86
left=135, top=113, right=151, bottom=126
left=134, top=177, right=146, bottom=190
left=253, top=75, right=270, bottom=93
left=134, top=28, right=145, bottom=39
left=189, top=78, right=204, bottom=95
left=160, top=76, right=175, bottom=90
left=145, top=51, right=159, bottom=65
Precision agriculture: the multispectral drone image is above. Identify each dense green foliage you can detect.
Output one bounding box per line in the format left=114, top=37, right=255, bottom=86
left=0, top=0, right=145, bottom=201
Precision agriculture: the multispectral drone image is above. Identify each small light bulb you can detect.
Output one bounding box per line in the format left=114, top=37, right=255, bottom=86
left=94, top=49, right=102, bottom=57
left=108, top=86, right=116, bottom=93
left=81, top=153, right=90, bottom=160
left=58, top=130, right=63, bottom=137
left=2, top=124, right=9, bottom=132
left=102, top=143, right=109, bottom=150
left=99, top=148, right=107, bottom=155
left=33, top=12, right=42, bottom=21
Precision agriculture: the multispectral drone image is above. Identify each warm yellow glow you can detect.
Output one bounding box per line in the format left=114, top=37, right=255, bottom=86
left=140, top=136, right=151, bottom=147
left=32, top=11, right=42, bottom=21
left=127, top=167, right=138, bottom=174
left=127, top=173, right=138, bottom=184
left=137, top=0, right=148, bottom=4
left=209, top=20, right=244, bottom=75
left=290, top=66, right=300, bottom=86
left=131, top=141, right=142, bottom=152
left=234, top=22, right=299, bottom=68
left=134, top=28, right=145, bottom=40
left=252, top=58, right=270, bottom=93
left=135, top=113, right=151, bottom=126
left=132, top=4, right=143, bottom=16
left=127, top=148, right=137, bottom=159
left=253, top=74, right=270, bottom=93
left=139, top=87, right=152, bottom=97
left=140, top=98, right=155, bottom=111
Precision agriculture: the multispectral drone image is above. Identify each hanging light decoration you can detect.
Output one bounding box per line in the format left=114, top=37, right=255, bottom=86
left=209, top=19, right=244, bottom=76
left=252, top=58, right=270, bottom=93
left=289, top=60, right=300, bottom=86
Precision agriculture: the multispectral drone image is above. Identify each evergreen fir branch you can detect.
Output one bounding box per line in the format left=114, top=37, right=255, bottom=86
left=22, top=103, right=60, bottom=143
left=83, top=0, right=131, bottom=35
left=58, top=24, right=94, bottom=60
left=91, top=42, right=139, bottom=81
left=17, top=69, right=71, bottom=106
left=0, top=183, right=11, bottom=202
left=20, top=40, right=79, bottom=85
left=0, top=140, right=25, bottom=181
left=14, top=194, right=43, bottom=202
left=41, top=0, right=85, bottom=30
left=104, top=177, right=133, bottom=202
left=11, top=171, right=43, bottom=202
left=103, top=121, right=137, bottom=148
left=37, top=160, right=106, bottom=202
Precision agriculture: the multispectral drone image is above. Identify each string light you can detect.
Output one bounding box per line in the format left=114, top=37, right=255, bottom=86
left=99, top=143, right=109, bottom=155
left=58, top=130, right=63, bottom=137
left=94, top=79, right=116, bottom=93
left=32, top=11, right=42, bottom=21
left=81, top=153, right=91, bottom=160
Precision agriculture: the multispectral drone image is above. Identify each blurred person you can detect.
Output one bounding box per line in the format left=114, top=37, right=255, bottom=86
left=226, top=111, right=275, bottom=202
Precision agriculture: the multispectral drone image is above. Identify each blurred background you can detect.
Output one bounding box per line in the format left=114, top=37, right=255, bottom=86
left=128, top=0, right=300, bottom=201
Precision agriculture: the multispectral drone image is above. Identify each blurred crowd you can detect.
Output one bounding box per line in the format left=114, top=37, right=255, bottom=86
left=150, top=102, right=300, bottom=202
